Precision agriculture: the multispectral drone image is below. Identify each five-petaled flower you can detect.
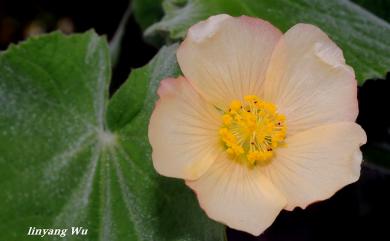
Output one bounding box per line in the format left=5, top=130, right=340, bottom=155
left=148, top=14, right=367, bottom=235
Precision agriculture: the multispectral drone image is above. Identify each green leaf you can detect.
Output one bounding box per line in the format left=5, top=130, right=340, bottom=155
left=133, top=0, right=164, bottom=30
left=110, top=1, right=132, bottom=68
left=0, top=32, right=225, bottom=241
left=106, top=68, right=149, bottom=131
left=145, top=0, right=390, bottom=84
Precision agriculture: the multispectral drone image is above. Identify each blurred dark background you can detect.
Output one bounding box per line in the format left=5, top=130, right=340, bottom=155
left=1, top=0, right=389, bottom=240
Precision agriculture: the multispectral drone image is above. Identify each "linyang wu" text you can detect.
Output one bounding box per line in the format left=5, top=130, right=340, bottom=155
left=27, top=226, right=88, bottom=238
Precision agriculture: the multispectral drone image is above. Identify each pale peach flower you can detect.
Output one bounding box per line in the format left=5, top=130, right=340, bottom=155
left=148, top=14, right=366, bottom=235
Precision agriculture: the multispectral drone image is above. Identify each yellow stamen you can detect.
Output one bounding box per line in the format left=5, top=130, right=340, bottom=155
left=219, top=95, right=287, bottom=168
left=229, top=100, right=242, bottom=112
left=222, top=114, right=232, bottom=125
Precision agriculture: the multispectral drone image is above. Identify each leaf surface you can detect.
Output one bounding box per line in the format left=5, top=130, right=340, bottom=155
left=0, top=32, right=225, bottom=241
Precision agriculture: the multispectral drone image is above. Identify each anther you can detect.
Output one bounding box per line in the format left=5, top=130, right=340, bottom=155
left=219, top=95, right=286, bottom=168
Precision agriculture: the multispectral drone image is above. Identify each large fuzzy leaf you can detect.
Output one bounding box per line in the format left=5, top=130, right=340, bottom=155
left=0, top=32, right=225, bottom=241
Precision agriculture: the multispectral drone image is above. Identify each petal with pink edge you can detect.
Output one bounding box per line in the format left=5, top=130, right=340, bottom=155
left=263, top=122, right=366, bottom=210
left=148, top=77, right=222, bottom=180
left=186, top=153, right=286, bottom=236
left=177, top=14, right=282, bottom=109
left=263, top=24, right=358, bottom=135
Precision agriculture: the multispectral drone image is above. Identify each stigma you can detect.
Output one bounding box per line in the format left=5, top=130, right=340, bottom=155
left=219, top=95, right=286, bottom=167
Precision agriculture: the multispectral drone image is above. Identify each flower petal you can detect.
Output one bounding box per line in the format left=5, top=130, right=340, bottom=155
left=263, top=24, right=358, bottom=135
left=187, top=153, right=286, bottom=236
left=263, top=122, right=366, bottom=210
left=177, top=14, right=282, bottom=109
left=148, top=77, right=222, bottom=180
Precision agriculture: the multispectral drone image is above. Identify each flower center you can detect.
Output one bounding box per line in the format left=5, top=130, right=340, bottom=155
left=219, top=95, right=287, bottom=167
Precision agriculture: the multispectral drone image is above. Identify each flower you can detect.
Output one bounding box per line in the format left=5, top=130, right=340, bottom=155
left=148, top=14, right=367, bottom=235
